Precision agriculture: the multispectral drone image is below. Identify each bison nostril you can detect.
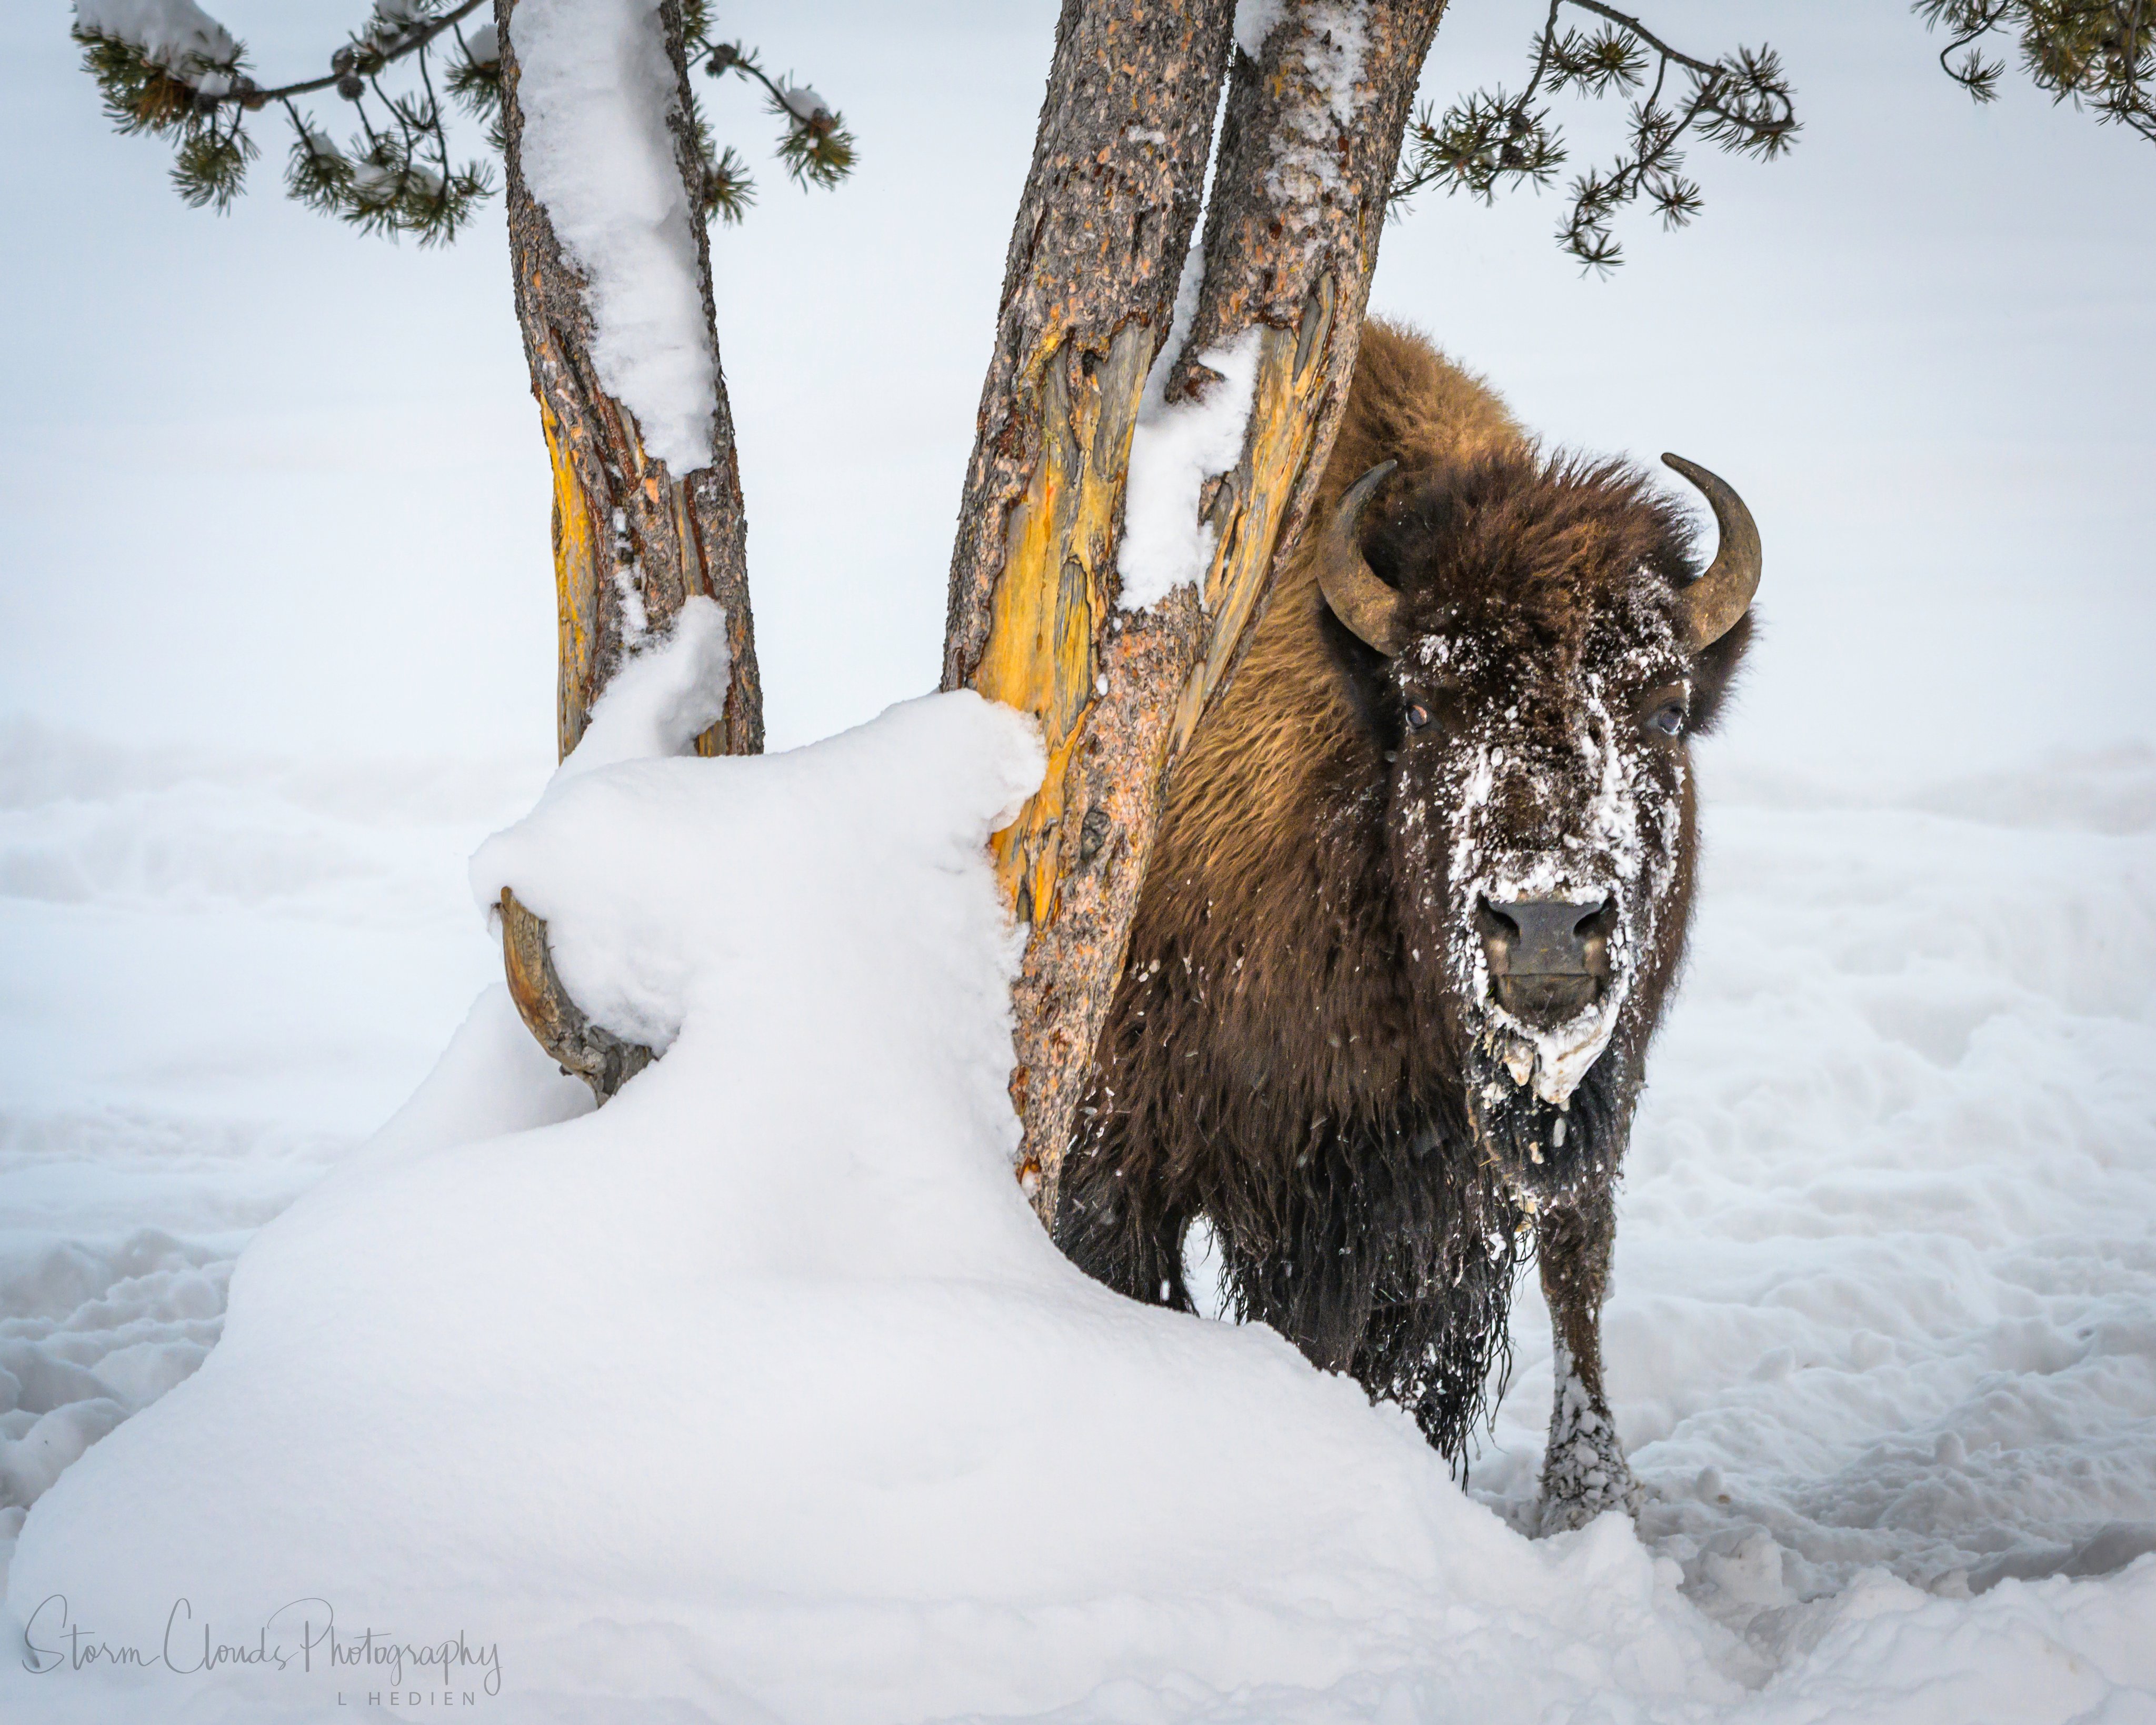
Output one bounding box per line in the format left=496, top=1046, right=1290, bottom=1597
left=1482, top=895, right=1612, bottom=978
left=1477, top=899, right=1521, bottom=943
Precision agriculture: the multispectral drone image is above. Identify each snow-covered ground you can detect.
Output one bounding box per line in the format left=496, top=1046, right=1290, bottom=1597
left=0, top=717, right=537, bottom=1562
left=2, top=661, right=2151, bottom=1719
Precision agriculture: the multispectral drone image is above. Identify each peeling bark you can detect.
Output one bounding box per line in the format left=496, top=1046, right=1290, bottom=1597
left=949, top=0, right=1445, bottom=1217
left=942, top=0, right=1237, bottom=1209
left=494, top=0, right=757, bottom=1095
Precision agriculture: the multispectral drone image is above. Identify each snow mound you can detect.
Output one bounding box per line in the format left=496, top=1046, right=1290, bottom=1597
left=550, top=593, right=731, bottom=784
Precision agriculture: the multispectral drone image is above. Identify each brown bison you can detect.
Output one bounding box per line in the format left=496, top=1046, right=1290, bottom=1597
left=1055, top=322, right=1759, bottom=1532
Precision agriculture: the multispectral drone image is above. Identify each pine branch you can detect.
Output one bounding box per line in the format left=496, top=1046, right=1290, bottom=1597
left=72, top=1, right=856, bottom=243
left=1917, top=0, right=2156, bottom=144
left=1392, top=0, right=1798, bottom=273
left=683, top=28, right=859, bottom=215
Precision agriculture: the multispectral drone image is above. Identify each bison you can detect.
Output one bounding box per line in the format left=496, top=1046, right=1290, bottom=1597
left=1055, top=321, right=1759, bottom=1532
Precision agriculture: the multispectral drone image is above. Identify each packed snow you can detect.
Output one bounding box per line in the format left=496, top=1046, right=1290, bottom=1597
left=3, top=601, right=2153, bottom=1717
left=511, top=0, right=718, bottom=474
left=1117, top=328, right=1262, bottom=612
left=1116, top=244, right=1262, bottom=613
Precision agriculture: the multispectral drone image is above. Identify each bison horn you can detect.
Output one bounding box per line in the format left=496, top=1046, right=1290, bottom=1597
left=1316, top=460, right=1405, bottom=656
left=1660, top=453, right=1761, bottom=653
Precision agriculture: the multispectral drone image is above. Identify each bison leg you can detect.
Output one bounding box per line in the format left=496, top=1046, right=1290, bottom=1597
left=1534, top=1188, right=1643, bottom=1533
left=1052, top=1134, right=1193, bottom=1311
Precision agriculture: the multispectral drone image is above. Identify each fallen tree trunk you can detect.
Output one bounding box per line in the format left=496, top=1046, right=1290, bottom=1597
left=947, top=0, right=1447, bottom=1215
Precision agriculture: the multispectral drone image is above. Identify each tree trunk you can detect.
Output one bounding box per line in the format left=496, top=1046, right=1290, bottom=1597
left=1161, top=0, right=1448, bottom=746
left=497, top=0, right=763, bottom=762
left=494, top=0, right=760, bottom=1095
left=940, top=0, right=1237, bottom=1205
left=947, top=0, right=1445, bottom=1216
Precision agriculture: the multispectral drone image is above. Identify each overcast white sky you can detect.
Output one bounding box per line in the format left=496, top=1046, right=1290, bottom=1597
left=3, top=0, right=2150, bottom=784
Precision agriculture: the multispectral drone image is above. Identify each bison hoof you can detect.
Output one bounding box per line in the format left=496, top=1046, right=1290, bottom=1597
left=1535, top=1426, right=1644, bottom=1537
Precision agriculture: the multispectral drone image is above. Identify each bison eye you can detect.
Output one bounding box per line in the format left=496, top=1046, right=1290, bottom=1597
left=1635, top=682, right=1689, bottom=741
left=1405, top=702, right=1432, bottom=732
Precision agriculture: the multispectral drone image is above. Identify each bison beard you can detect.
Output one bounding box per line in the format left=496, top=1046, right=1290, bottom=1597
left=1051, top=322, right=1757, bottom=1530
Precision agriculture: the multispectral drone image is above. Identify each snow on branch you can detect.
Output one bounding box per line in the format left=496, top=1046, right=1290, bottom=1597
left=69, top=0, right=857, bottom=241
left=76, top=0, right=238, bottom=75
left=74, top=0, right=497, bottom=236
left=691, top=28, right=858, bottom=221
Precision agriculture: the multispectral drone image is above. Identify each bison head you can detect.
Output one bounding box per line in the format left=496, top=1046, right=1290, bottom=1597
left=1316, top=448, right=1758, bottom=1207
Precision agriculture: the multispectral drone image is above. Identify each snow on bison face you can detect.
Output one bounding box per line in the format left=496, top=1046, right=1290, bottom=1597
left=1317, top=450, right=1759, bottom=1205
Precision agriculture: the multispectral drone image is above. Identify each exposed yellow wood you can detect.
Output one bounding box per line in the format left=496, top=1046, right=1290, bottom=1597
left=1171, top=286, right=1336, bottom=754
left=973, top=323, right=1155, bottom=926
left=500, top=888, right=652, bottom=1101
left=500, top=886, right=564, bottom=1053
left=542, top=397, right=602, bottom=761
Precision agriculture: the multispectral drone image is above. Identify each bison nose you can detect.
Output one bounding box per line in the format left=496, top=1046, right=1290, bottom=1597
left=1478, top=895, right=1612, bottom=1026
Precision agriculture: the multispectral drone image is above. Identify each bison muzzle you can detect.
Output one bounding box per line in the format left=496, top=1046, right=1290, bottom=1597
left=1054, top=322, right=1760, bottom=1534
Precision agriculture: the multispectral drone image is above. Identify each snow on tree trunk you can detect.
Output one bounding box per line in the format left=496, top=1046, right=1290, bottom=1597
left=946, top=0, right=1443, bottom=1216
left=1160, top=0, right=1446, bottom=740
left=940, top=0, right=1239, bottom=1211
left=497, top=0, right=762, bottom=763
left=494, top=0, right=761, bottom=1095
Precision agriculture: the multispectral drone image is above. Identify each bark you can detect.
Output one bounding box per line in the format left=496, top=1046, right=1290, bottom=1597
left=494, top=0, right=759, bottom=1095
left=497, top=0, right=763, bottom=762
left=949, top=0, right=1445, bottom=1217
left=498, top=889, right=654, bottom=1101
left=941, top=0, right=1237, bottom=1207
left=1162, top=0, right=1450, bottom=749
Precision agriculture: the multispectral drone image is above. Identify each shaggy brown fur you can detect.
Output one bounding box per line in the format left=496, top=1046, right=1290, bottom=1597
left=1055, top=322, right=1753, bottom=1508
